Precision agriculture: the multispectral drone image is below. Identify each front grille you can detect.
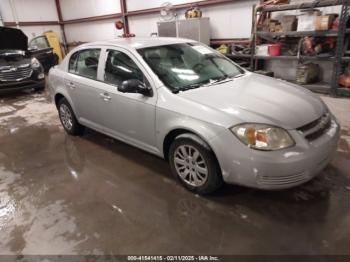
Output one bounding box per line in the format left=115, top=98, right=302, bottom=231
left=257, top=172, right=309, bottom=186
left=0, top=65, right=33, bottom=82
left=297, top=113, right=331, bottom=141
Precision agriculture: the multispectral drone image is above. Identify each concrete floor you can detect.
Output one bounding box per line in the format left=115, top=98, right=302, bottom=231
left=0, top=89, right=350, bottom=255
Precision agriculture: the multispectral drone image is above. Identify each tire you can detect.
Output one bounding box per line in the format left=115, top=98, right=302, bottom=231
left=58, top=97, right=84, bottom=136
left=169, top=133, right=223, bottom=194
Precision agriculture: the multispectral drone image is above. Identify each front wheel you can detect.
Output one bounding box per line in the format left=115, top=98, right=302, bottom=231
left=169, top=134, right=223, bottom=194
left=58, top=98, right=84, bottom=136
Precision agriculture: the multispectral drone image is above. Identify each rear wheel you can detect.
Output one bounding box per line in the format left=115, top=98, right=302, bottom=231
left=58, top=98, right=84, bottom=136
left=169, top=134, right=223, bottom=194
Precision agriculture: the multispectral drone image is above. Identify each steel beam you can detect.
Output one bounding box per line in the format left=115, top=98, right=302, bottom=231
left=55, top=0, right=68, bottom=53
left=126, top=0, right=234, bottom=16
left=63, top=13, right=122, bottom=25
left=4, top=21, right=59, bottom=26
left=120, top=0, right=129, bottom=33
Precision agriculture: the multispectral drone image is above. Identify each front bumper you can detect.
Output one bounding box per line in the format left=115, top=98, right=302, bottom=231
left=210, top=116, right=340, bottom=189
left=0, top=79, right=45, bottom=94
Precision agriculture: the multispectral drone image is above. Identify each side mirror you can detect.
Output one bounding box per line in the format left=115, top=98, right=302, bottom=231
left=118, top=79, right=153, bottom=96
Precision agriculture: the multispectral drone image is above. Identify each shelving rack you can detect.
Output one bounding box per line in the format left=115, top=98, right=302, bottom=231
left=229, top=0, right=350, bottom=96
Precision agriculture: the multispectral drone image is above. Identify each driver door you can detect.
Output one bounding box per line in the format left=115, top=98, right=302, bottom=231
left=96, top=48, right=158, bottom=154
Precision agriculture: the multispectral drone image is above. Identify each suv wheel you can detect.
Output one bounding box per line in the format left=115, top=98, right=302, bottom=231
left=169, top=134, right=223, bottom=194
left=58, top=98, right=84, bottom=136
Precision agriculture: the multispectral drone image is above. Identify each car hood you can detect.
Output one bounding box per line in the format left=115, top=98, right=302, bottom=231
left=0, top=27, right=28, bottom=51
left=178, top=73, right=326, bottom=130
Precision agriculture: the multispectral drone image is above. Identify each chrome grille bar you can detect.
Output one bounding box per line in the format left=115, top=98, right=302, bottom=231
left=297, top=113, right=331, bottom=141
left=0, top=66, right=33, bottom=82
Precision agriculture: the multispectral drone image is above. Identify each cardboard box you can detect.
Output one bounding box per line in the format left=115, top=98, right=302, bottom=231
left=268, top=19, right=279, bottom=32
left=274, top=24, right=283, bottom=32
left=281, top=15, right=297, bottom=31
left=315, top=15, right=336, bottom=31
left=282, top=15, right=297, bottom=23
left=258, top=18, right=271, bottom=32
left=297, top=11, right=321, bottom=31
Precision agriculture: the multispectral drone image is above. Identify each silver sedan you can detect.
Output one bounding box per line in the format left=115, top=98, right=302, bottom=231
left=48, top=37, right=340, bottom=194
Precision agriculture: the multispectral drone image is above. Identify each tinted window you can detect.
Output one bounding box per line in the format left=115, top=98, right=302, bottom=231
left=69, top=49, right=101, bottom=80
left=104, top=49, right=144, bottom=86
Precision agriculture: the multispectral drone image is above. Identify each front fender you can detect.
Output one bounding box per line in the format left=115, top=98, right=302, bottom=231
left=156, top=108, right=226, bottom=158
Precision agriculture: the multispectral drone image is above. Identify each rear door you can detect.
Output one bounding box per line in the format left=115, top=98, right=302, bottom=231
left=64, top=48, right=105, bottom=130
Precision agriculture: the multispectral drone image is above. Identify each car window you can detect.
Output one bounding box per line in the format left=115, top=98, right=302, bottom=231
left=138, top=43, right=244, bottom=92
left=68, top=51, right=79, bottom=73
left=69, top=49, right=101, bottom=80
left=104, top=49, right=145, bottom=87
left=29, top=36, right=49, bottom=49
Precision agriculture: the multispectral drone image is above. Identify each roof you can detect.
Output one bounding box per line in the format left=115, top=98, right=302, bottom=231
left=82, top=37, right=196, bottom=50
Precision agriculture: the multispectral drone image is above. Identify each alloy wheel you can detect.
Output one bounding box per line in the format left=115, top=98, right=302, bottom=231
left=174, top=145, right=208, bottom=187
left=60, top=104, right=73, bottom=130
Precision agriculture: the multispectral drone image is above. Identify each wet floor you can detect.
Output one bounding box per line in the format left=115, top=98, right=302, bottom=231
left=0, top=90, right=350, bottom=255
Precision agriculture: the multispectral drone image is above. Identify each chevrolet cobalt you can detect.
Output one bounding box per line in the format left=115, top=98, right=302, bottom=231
left=48, top=37, right=340, bottom=194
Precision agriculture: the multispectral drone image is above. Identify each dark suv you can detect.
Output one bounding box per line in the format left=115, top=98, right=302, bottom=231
left=0, top=27, right=57, bottom=94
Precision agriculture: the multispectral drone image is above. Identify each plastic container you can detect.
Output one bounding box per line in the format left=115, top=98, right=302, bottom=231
left=268, top=43, right=281, bottom=56
left=338, top=74, right=350, bottom=88
left=255, top=45, right=269, bottom=56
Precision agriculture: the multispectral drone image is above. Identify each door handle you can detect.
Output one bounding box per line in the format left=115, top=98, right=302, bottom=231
left=67, top=81, right=75, bottom=89
left=100, top=92, right=111, bottom=102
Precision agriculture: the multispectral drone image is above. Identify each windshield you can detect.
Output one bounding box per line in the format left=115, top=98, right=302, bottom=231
left=137, top=43, right=244, bottom=92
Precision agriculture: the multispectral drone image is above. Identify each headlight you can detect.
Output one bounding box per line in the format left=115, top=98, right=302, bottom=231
left=31, top=57, right=41, bottom=68
left=231, top=123, right=295, bottom=151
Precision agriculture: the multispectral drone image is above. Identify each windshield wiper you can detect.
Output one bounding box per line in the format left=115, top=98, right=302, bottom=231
left=175, top=84, right=201, bottom=93
left=202, top=76, right=233, bottom=87
left=176, top=80, right=211, bottom=92
left=175, top=73, right=245, bottom=93
left=205, top=73, right=246, bottom=86
left=233, top=73, right=245, bottom=79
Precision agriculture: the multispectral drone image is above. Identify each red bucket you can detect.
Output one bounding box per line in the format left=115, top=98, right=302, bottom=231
left=268, top=43, right=281, bottom=56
